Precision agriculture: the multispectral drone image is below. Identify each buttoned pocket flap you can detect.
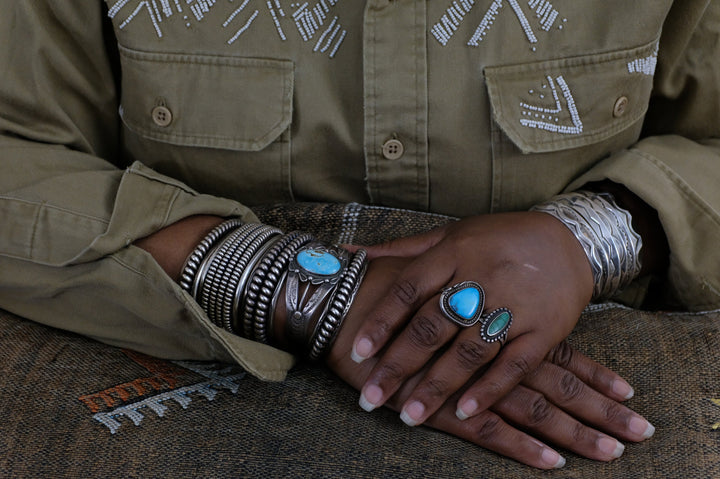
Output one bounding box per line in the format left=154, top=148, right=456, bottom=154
left=119, top=46, right=293, bottom=151
left=485, top=40, right=658, bottom=154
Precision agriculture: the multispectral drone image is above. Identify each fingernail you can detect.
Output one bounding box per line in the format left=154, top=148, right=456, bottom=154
left=542, top=449, right=566, bottom=469
left=400, top=401, right=425, bottom=427
left=598, top=437, right=625, bottom=459
left=359, top=384, right=383, bottom=412
left=456, top=399, right=478, bottom=421
left=629, top=416, right=655, bottom=439
left=351, top=337, right=374, bottom=363
left=612, top=379, right=635, bottom=400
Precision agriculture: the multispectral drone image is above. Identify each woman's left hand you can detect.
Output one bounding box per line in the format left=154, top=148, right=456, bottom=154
left=349, top=211, right=595, bottom=425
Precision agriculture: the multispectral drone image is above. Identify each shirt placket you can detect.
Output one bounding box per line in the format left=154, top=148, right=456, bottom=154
left=363, top=0, right=429, bottom=211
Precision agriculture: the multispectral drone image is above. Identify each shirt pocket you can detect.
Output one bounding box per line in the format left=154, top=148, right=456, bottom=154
left=117, top=45, right=294, bottom=203
left=483, top=39, right=658, bottom=211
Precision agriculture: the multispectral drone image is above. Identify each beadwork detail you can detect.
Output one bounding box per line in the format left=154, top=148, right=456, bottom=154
left=520, top=75, right=583, bottom=135
left=627, top=44, right=659, bottom=76
left=106, top=0, right=349, bottom=58
left=431, top=0, right=567, bottom=52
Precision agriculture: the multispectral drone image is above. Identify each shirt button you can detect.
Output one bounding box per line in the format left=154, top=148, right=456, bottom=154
left=152, top=105, right=173, bottom=127
left=382, top=139, right=404, bottom=160
left=613, top=96, right=629, bottom=118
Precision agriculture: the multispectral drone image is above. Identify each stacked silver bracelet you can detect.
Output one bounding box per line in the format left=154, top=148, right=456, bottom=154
left=531, top=190, right=643, bottom=300
left=179, top=219, right=368, bottom=359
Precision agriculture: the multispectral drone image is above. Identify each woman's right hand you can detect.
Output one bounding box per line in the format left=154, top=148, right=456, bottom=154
left=326, top=256, right=654, bottom=469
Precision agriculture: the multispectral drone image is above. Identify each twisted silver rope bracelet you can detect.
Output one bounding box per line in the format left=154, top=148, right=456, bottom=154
left=179, top=219, right=367, bottom=359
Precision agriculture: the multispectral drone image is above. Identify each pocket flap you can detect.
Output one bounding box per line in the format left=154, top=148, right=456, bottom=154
left=485, top=40, right=658, bottom=154
left=118, top=46, right=293, bottom=151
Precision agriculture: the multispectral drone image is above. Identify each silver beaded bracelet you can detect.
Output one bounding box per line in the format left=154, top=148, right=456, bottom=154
left=308, top=248, right=368, bottom=361
left=531, top=190, right=643, bottom=300
left=179, top=219, right=245, bottom=294
left=179, top=219, right=367, bottom=360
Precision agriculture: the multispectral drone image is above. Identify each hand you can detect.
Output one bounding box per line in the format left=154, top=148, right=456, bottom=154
left=328, top=256, right=654, bottom=469
left=349, top=212, right=595, bottom=425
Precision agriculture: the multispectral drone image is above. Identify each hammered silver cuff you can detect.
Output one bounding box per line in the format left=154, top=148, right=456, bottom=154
left=531, top=190, right=643, bottom=300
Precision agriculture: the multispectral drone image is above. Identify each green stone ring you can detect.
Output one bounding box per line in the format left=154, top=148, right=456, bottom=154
left=480, top=307, right=513, bottom=345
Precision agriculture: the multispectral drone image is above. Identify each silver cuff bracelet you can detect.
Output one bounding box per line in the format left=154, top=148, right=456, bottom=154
left=531, top=190, right=643, bottom=300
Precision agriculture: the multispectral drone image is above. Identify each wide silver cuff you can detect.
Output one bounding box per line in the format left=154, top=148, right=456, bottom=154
left=531, top=190, right=643, bottom=300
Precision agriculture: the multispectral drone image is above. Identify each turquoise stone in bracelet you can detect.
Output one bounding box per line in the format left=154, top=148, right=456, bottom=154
left=480, top=307, right=513, bottom=344
left=439, top=281, right=485, bottom=327
left=285, top=242, right=350, bottom=350
left=297, top=248, right=342, bottom=277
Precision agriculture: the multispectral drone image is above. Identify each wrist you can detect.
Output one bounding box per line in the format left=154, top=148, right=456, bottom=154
left=531, top=190, right=643, bottom=300
left=178, top=221, right=368, bottom=360
left=134, top=215, right=225, bottom=281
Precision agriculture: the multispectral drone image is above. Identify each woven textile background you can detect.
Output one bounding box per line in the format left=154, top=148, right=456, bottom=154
left=1, top=202, right=718, bottom=478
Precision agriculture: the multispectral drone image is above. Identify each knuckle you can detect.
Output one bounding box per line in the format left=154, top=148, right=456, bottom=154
left=472, top=415, right=503, bottom=443
left=602, top=401, right=624, bottom=424
left=422, top=378, right=450, bottom=399
left=369, top=313, right=395, bottom=338
left=504, top=355, right=534, bottom=380
left=557, top=371, right=584, bottom=403
left=571, top=421, right=590, bottom=443
left=407, top=315, right=444, bottom=349
left=483, top=380, right=506, bottom=400
left=527, top=394, right=554, bottom=427
left=377, top=361, right=406, bottom=383
left=548, top=341, right=574, bottom=368
left=455, top=340, right=489, bottom=372
left=390, top=279, right=420, bottom=307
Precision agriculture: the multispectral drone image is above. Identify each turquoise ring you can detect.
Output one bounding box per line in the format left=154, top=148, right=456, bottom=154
left=439, top=281, right=485, bottom=328
left=480, top=307, right=513, bottom=345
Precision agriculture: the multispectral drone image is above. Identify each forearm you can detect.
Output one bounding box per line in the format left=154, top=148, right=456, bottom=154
left=134, top=215, right=225, bottom=282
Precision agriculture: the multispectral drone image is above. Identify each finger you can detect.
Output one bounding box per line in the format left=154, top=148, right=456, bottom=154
left=425, top=403, right=567, bottom=469
left=546, top=341, right=636, bottom=402
left=398, top=328, right=500, bottom=427
left=492, top=384, right=628, bottom=461
left=456, top=333, right=547, bottom=420
left=359, top=225, right=448, bottom=260
left=350, top=247, right=455, bottom=364
left=523, top=361, right=655, bottom=441
left=358, top=295, right=459, bottom=412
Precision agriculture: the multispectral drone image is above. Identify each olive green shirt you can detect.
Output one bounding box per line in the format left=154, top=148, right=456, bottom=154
left=1, top=0, right=719, bottom=379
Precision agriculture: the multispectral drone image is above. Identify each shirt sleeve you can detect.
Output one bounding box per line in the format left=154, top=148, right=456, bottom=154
left=0, top=2, right=294, bottom=380
left=568, top=1, right=720, bottom=310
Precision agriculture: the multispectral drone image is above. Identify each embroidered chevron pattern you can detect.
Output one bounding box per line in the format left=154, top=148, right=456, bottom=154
left=430, top=0, right=566, bottom=52
left=519, top=75, right=583, bottom=135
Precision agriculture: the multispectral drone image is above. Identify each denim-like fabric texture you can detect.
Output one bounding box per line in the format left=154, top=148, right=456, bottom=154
left=1, top=202, right=718, bottom=477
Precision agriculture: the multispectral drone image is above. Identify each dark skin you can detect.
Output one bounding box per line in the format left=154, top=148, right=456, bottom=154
left=134, top=182, right=666, bottom=468
left=350, top=182, right=668, bottom=428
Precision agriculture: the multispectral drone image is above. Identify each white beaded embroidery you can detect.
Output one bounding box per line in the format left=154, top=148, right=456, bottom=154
left=431, top=0, right=567, bottom=52
left=224, top=0, right=260, bottom=44
left=431, top=0, right=476, bottom=46
left=627, top=45, right=659, bottom=76
left=528, top=0, right=560, bottom=31
left=290, top=1, right=347, bottom=58
left=520, top=75, right=583, bottom=135
left=107, top=0, right=349, bottom=58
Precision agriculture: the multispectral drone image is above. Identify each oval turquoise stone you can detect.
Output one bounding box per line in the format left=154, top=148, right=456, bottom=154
left=487, top=311, right=511, bottom=336
left=297, top=249, right=341, bottom=276
left=448, top=287, right=481, bottom=320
